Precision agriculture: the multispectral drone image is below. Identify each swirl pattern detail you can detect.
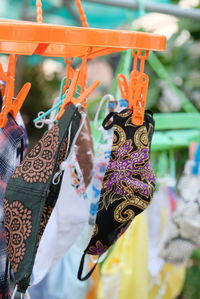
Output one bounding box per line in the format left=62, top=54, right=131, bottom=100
left=99, top=136, right=155, bottom=211
left=114, top=196, right=149, bottom=223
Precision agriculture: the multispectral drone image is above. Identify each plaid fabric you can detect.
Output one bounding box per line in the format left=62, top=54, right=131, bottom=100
left=0, top=115, right=25, bottom=299
left=16, top=113, right=29, bottom=162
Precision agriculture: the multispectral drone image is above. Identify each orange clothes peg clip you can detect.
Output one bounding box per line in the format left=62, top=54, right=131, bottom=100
left=128, top=50, right=149, bottom=126
left=56, top=69, right=80, bottom=120
left=0, top=54, right=31, bottom=128
left=131, top=73, right=149, bottom=126
left=57, top=69, right=99, bottom=120
left=118, top=74, right=129, bottom=100
left=63, top=58, right=74, bottom=91
left=74, top=80, right=100, bottom=107
left=0, top=63, right=7, bottom=83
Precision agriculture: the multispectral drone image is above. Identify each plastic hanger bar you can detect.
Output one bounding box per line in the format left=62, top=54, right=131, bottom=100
left=0, top=20, right=166, bottom=58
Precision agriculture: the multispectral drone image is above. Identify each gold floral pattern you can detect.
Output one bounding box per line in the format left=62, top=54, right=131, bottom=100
left=114, top=198, right=136, bottom=223
left=134, top=126, right=148, bottom=149
left=91, top=224, right=99, bottom=238
left=4, top=199, right=32, bottom=273
left=112, top=125, right=126, bottom=151
left=12, top=125, right=59, bottom=183
left=118, top=110, right=132, bottom=118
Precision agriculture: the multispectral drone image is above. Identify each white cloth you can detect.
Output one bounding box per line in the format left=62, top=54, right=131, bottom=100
left=31, top=153, right=89, bottom=286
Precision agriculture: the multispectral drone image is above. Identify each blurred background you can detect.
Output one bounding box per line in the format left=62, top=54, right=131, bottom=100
left=1, top=1, right=200, bottom=298
left=0, top=0, right=199, bottom=144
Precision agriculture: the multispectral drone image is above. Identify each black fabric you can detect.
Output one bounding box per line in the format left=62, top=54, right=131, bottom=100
left=78, top=109, right=156, bottom=281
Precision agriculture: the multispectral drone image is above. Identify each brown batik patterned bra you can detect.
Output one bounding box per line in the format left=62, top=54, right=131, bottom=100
left=78, top=109, right=156, bottom=281
left=4, top=103, right=81, bottom=293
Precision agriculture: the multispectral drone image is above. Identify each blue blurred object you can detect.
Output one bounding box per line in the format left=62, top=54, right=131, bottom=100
left=192, top=144, right=200, bottom=176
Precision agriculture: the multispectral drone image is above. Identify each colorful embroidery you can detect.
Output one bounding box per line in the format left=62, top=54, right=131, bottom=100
left=87, top=240, right=108, bottom=255
left=84, top=109, right=156, bottom=260
left=4, top=199, right=32, bottom=273
left=99, top=138, right=155, bottom=210
left=12, top=125, right=59, bottom=183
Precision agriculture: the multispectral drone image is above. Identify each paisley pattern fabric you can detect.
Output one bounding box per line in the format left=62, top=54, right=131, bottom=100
left=84, top=109, right=156, bottom=256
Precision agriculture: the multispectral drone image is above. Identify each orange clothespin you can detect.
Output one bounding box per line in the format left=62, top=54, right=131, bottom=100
left=0, top=63, right=7, bottom=83
left=63, top=58, right=74, bottom=91
left=128, top=50, right=140, bottom=109
left=57, top=68, right=100, bottom=120
left=118, top=74, right=129, bottom=100
left=74, top=80, right=100, bottom=106
left=11, top=82, right=31, bottom=119
left=127, top=50, right=149, bottom=126
left=132, top=72, right=149, bottom=126
left=56, top=69, right=80, bottom=120
left=0, top=54, right=31, bottom=128
left=0, top=63, right=7, bottom=97
left=77, top=47, right=92, bottom=92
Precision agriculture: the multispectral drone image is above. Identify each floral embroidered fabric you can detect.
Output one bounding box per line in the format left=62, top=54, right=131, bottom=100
left=12, top=126, right=59, bottom=183
left=4, top=104, right=81, bottom=293
left=4, top=200, right=32, bottom=273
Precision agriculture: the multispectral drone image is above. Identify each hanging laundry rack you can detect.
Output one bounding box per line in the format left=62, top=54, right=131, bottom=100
left=0, top=0, right=166, bottom=128
left=0, top=0, right=166, bottom=58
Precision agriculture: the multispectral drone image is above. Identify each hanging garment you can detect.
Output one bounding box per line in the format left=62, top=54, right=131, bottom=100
left=158, top=159, right=200, bottom=265
left=97, top=185, right=185, bottom=299
left=78, top=109, right=156, bottom=280
left=76, top=113, right=94, bottom=188
left=147, top=184, right=185, bottom=299
left=89, top=98, right=128, bottom=225
left=46, top=99, right=94, bottom=188
left=31, top=151, right=89, bottom=286
left=16, top=113, right=29, bottom=162
left=4, top=104, right=81, bottom=293
left=97, top=212, right=149, bottom=299
left=29, top=177, right=95, bottom=299
left=47, top=227, right=93, bottom=299
left=0, top=114, right=25, bottom=299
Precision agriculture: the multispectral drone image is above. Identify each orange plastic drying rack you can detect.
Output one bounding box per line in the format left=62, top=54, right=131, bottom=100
left=0, top=19, right=166, bottom=58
